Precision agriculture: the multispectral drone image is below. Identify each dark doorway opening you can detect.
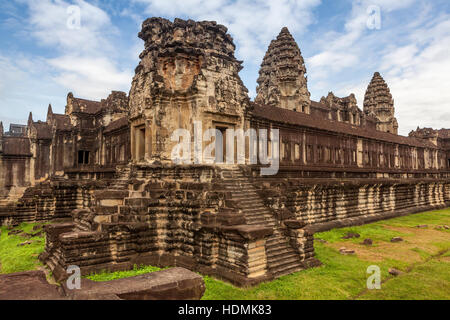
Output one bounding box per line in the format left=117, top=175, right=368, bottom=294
left=78, top=150, right=90, bottom=165
left=215, top=127, right=227, bottom=164
left=137, top=127, right=145, bottom=161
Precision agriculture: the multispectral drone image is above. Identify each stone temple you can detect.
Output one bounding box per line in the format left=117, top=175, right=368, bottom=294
left=0, top=18, right=449, bottom=287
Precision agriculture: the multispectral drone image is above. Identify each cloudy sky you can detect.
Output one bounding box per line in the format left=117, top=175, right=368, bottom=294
left=0, top=0, right=449, bottom=135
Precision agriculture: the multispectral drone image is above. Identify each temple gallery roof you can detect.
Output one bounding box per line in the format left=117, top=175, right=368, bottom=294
left=71, top=97, right=102, bottom=115
left=32, top=121, right=52, bottom=140
left=1, top=136, right=32, bottom=156
left=104, top=117, right=129, bottom=134
left=251, top=103, right=436, bottom=149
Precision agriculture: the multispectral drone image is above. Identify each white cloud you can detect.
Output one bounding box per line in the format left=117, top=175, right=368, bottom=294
left=47, top=55, right=132, bottom=99
left=329, top=9, right=450, bottom=136
left=0, top=54, right=66, bottom=126
left=307, top=0, right=419, bottom=81
left=383, top=16, right=450, bottom=134
left=134, top=0, right=321, bottom=62
left=10, top=0, right=132, bottom=101
left=25, top=0, right=115, bottom=54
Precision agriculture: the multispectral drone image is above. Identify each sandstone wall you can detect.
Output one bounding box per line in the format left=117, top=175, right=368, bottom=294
left=252, top=174, right=450, bottom=232
left=0, top=183, right=79, bottom=226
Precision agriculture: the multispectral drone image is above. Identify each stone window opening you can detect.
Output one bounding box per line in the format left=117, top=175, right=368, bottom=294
left=215, top=126, right=227, bottom=164
left=78, top=150, right=90, bottom=165
left=335, top=148, right=340, bottom=164
left=448, top=159, right=450, bottom=168
left=294, top=144, right=300, bottom=160
left=325, top=147, right=332, bottom=162
left=135, top=126, right=146, bottom=161
left=307, top=145, right=313, bottom=163
left=317, top=146, right=322, bottom=162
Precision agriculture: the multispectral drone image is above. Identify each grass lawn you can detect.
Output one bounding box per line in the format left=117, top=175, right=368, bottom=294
left=0, top=222, right=46, bottom=274
left=1, top=209, right=449, bottom=300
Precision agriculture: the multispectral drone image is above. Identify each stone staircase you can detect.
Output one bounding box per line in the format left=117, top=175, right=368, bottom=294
left=0, top=186, right=28, bottom=206
left=90, top=165, right=132, bottom=223
left=220, top=166, right=305, bottom=278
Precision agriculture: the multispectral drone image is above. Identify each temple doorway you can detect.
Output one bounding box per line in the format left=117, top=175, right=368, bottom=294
left=136, top=126, right=145, bottom=161
left=215, top=126, right=227, bottom=164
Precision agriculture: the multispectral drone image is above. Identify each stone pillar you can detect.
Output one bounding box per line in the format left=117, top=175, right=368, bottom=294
left=284, top=220, right=317, bottom=264
left=218, top=225, right=273, bottom=286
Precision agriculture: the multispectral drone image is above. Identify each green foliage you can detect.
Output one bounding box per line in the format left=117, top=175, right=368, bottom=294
left=315, top=224, right=409, bottom=244
left=381, top=209, right=450, bottom=229
left=0, top=223, right=46, bottom=274
left=202, top=244, right=397, bottom=300
left=359, top=259, right=450, bottom=300
left=85, top=264, right=164, bottom=282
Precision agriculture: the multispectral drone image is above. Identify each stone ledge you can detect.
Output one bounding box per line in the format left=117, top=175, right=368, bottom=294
left=284, top=219, right=306, bottom=229
left=306, top=204, right=449, bottom=234
left=220, top=225, right=273, bottom=240
left=0, top=271, right=64, bottom=300
left=64, top=267, right=205, bottom=300
left=0, top=268, right=205, bottom=300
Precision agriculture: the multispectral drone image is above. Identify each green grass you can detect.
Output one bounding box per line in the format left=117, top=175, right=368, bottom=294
left=0, top=223, right=46, bottom=274
left=359, top=258, right=450, bottom=300
left=1, top=209, right=449, bottom=300
left=314, top=224, right=411, bottom=244
left=85, top=265, right=164, bottom=282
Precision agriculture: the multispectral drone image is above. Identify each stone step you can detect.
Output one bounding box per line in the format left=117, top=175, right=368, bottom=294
left=235, top=197, right=263, bottom=203
left=267, top=255, right=301, bottom=270
left=267, top=249, right=298, bottom=261
left=267, top=237, right=289, bottom=246
left=245, top=219, right=267, bottom=225
left=223, top=181, right=252, bottom=186
left=266, top=242, right=291, bottom=253
left=271, top=262, right=304, bottom=278
left=244, top=217, right=273, bottom=225
left=239, top=205, right=267, bottom=211
left=231, top=194, right=259, bottom=200
left=95, top=206, right=119, bottom=215
left=239, top=203, right=266, bottom=208
left=222, top=181, right=250, bottom=185
left=244, top=211, right=267, bottom=217
left=240, top=206, right=269, bottom=212
left=225, top=188, right=254, bottom=192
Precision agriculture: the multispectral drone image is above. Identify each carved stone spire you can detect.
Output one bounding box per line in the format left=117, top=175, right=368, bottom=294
left=28, top=112, right=33, bottom=127
left=255, top=27, right=311, bottom=113
left=363, top=72, right=398, bottom=134
left=0, top=121, right=2, bottom=153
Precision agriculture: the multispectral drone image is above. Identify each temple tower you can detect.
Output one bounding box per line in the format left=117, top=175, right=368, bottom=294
left=363, top=72, right=398, bottom=134
left=128, top=18, right=249, bottom=163
left=0, top=121, right=3, bottom=154
left=255, top=27, right=311, bottom=113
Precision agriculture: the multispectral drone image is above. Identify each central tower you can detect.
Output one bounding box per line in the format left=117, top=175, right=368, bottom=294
left=363, top=72, right=398, bottom=134
left=128, top=18, right=249, bottom=163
